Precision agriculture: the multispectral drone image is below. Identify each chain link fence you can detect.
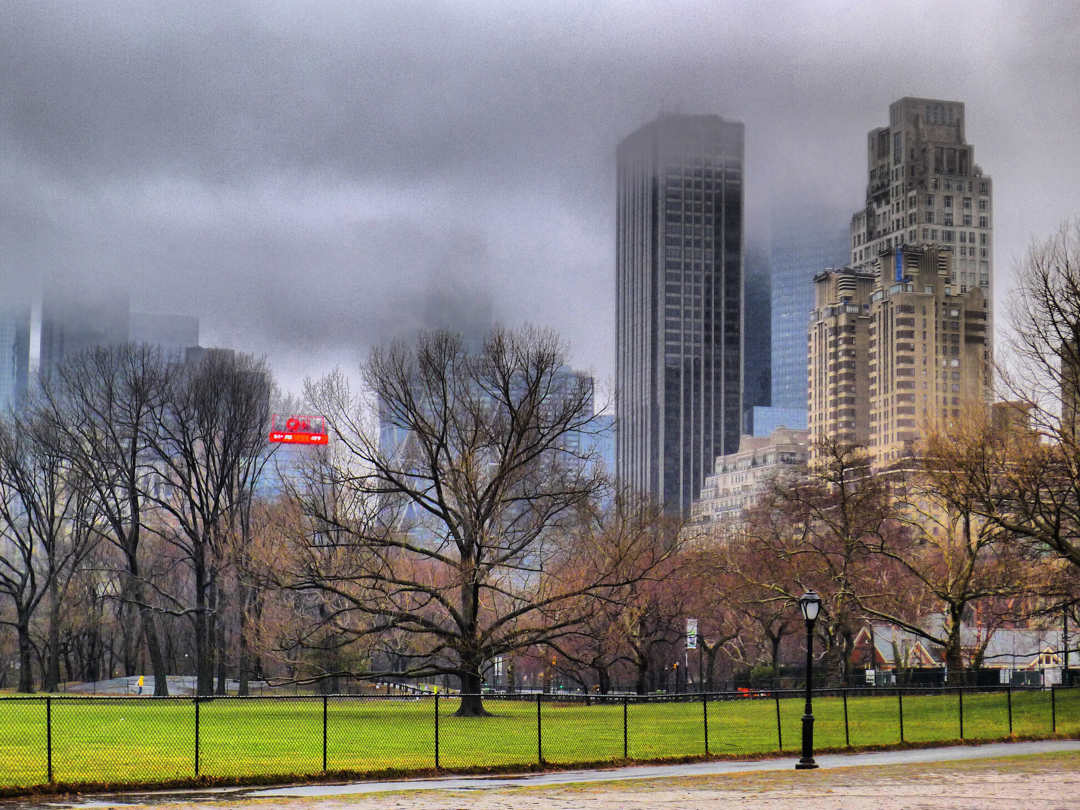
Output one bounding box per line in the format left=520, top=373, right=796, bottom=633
left=2, top=686, right=1077, bottom=790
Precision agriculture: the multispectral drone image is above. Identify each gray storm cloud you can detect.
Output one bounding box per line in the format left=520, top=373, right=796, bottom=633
left=1, top=0, right=1078, bottom=393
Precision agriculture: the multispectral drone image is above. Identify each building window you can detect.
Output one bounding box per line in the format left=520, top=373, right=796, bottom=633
left=979, top=199, right=988, bottom=211
left=926, top=194, right=935, bottom=206
left=963, top=215, right=972, bottom=226
left=944, top=196, right=953, bottom=208
left=926, top=211, right=934, bottom=224
left=979, top=216, right=988, bottom=228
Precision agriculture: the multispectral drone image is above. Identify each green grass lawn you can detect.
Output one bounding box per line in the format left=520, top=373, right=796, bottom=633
left=1, top=688, right=1077, bottom=788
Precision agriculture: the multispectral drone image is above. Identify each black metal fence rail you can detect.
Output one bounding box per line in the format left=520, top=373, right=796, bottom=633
left=1, top=685, right=1077, bottom=790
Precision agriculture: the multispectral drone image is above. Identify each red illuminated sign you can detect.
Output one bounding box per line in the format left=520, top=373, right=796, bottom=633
left=269, top=415, right=328, bottom=445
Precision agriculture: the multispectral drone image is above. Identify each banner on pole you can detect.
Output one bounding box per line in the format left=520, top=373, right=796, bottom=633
left=686, top=618, right=698, bottom=650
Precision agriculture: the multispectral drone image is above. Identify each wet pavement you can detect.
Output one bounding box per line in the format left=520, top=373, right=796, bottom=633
left=34, top=739, right=1080, bottom=806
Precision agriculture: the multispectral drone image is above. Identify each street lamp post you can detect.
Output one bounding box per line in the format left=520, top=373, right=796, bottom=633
left=796, top=590, right=822, bottom=770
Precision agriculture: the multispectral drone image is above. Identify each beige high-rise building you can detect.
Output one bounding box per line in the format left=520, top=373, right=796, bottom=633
left=807, top=267, right=876, bottom=454
left=850, top=97, right=993, bottom=321
left=808, top=246, right=989, bottom=466
left=868, top=246, right=988, bottom=464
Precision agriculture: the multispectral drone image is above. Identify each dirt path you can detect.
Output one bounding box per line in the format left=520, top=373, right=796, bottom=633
left=133, top=751, right=1080, bottom=810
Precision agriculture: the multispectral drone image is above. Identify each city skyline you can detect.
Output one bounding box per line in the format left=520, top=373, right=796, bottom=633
left=0, top=2, right=1077, bottom=397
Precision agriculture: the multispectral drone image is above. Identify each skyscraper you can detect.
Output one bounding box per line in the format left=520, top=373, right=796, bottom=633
left=616, top=113, right=744, bottom=517
left=804, top=96, right=995, bottom=466
left=769, top=206, right=850, bottom=412
left=849, top=97, right=993, bottom=313
left=38, top=290, right=130, bottom=380
left=0, top=304, right=30, bottom=410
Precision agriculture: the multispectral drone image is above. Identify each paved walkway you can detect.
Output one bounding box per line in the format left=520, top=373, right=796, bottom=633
left=244, top=740, right=1079, bottom=797
left=49, top=740, right=1080, bottom=808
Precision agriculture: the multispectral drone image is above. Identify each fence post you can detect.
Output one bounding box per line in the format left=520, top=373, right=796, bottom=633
left=774, top=690, right=783, bottom=751
left=1007, top=686, right=1013, bottom=736
left=959, top=688, right=964, bottom=740
left=702, top=691, right=709, bottom=755
left=435, top=692, right=440, bottom=769
left=1051, top=685, right=1056, bottom=734
left=623, top=696, right=628, bottom=760
left=322, top=695, right=328, bottom=772
left=195, top=699, right=200, bottom=777
left=46, top=696, right=53, bottom=784
left=843, top=688, right=850, bottom=747
left=537, top=693, right=542, bottom=764
left=898, top=689, right=904, bottom=743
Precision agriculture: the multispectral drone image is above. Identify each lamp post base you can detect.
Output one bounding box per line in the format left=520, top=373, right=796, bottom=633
left=795, top=710, right=817, bottom=769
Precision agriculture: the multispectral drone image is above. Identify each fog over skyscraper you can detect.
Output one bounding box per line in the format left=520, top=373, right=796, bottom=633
left=752, top=204, right=849, bottom=435
left=616, top=113, right=744, bottom=517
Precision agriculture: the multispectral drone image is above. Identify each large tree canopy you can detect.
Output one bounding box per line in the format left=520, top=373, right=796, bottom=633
left=285, top=327, right=670, bottom=715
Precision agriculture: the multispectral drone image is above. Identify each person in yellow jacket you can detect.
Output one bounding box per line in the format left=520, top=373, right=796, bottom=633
left=137, top=675, right=144, bottom=695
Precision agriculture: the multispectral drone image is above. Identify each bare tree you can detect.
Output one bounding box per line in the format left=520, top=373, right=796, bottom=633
left=0, top=409, right=99, bottom=691
left=859, top=454, right=1030, bottom=679
left=143, top=350, right=275, bottom=696
left=908, top=225, right=1080, bottom=580
left=288, top=327, right=670, bottom=715
left=40, top=345, right=173, bottom=694
left=734, top=438, right=895, bottom=683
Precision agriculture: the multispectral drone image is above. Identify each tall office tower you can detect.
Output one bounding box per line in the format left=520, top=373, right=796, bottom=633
left=616, top=113, right=744, bottom=517
left=38, top=290, right=130, bottom=380
left=808, top=246, right=990, bottom=466
left=768, top=206, right=850, bottom=418
left=0, top=305, right=31, bottom=409
left=742, top=238, right=771, bottom=430
left=849, top=98, right=993, bottom=320
left=129, top=313, right=199, bottom=360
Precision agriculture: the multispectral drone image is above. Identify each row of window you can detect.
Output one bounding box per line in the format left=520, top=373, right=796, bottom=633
left=925, top=211, right=989, bottom=228
left=930, top=177, right=988, bottom=194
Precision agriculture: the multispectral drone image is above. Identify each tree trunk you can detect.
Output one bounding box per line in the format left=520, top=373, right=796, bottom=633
left=702, top=643, right=719, bottom=692
left=842, top=630, right=854, bottom=685
left=194, top=554, right=213, bottom=697
left=455, top=666, right=491, bottom=717
left=770, top=633, right=783, bottom=685
left=215, top=607, right=227, bottom=696
left=45, top=576, right=61, bottom=692
left=945, top=612, right=965, bottom=684
left=17, top=618, right=34, bottom=693
left=237, top=579, right=250, bottom=696
left=597, top=666, right=611, bottom=695
left=635, top=659, right=648, bottom=695
left=125, top=553, right=169, bottom=695
left=121, top=596, right=138, bottom=677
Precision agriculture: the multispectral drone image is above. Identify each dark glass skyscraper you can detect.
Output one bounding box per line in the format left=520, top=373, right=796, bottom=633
left=616, top=113, right=744, bottom=517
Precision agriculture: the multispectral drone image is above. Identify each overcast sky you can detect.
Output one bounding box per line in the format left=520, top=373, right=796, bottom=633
left=2, top=0, right=1078, bottom=396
